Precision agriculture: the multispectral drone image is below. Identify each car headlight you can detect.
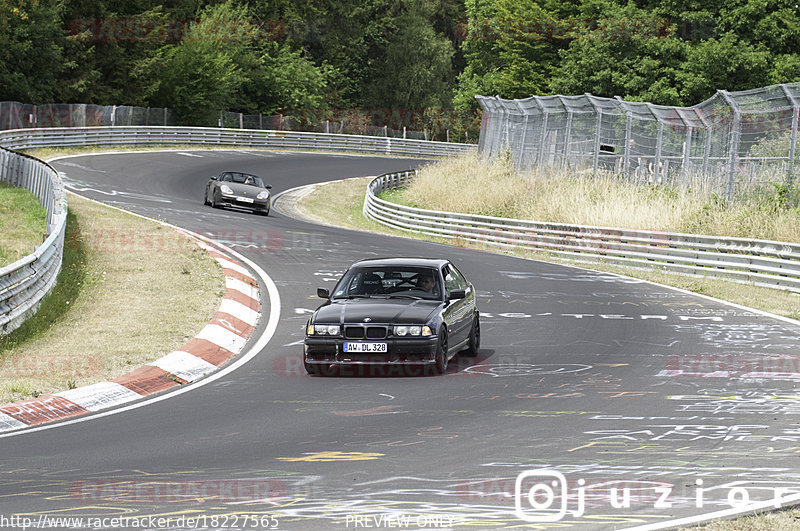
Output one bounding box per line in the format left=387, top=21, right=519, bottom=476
left=257, top=191, right=270, bottom=200
left=393, top=325, right=432, bottom=337
left=220, top=184, right=234, bottom=195
left=307, top=324, right=340, bottom=336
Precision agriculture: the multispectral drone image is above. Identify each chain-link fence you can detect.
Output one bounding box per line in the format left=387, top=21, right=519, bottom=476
left=0, top=102, right=176, bottom=129
left=0, top=102, right=478, bottom=143
left=219, top=108, right=479, bottom=144
left=476, top=83, right=800, bottom=199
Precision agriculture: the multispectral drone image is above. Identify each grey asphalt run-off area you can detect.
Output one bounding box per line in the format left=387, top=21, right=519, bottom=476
left=2, top=149, right=800, bottom=530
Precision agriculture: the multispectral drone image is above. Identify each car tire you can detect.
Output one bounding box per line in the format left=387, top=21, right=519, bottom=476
left=433, top=330, right=449, bottom=375
left=304, top=361, right=319, bottom=375
left=210, top=190, right=220, bottom=209
left=462, top=314, right=480, bottom=357
left=203, top=190, right=210, bottom=206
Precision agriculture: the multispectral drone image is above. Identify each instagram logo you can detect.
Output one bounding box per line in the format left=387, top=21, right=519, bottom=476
left=514, top=470, right=572, bottom=522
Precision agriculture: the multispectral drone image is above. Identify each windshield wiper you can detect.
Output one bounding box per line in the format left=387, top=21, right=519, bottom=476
left=388, top=294, right=422, bottom=300
left=334, top=294, right=387, bottom=299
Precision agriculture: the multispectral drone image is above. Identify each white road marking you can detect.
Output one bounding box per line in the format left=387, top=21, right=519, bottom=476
left=55, top=382, right=144, bottom=412
left=218, top=299, right=260, bottom=327
left=226, top=277, right=259, bottom=300
left=150, top=351, right=217, bottom=382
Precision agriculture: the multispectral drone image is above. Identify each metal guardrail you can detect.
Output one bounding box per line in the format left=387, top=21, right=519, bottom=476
left=364, top=170, right=800, bottom=293
left=0, top=147, right=67, bottom=335
left=0, top=126, right=476, bottom=158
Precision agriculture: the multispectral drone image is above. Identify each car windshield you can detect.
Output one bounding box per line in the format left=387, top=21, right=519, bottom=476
left=331, top=266, right=442, bottom=300
left=229, top=173, right=265, bottom=187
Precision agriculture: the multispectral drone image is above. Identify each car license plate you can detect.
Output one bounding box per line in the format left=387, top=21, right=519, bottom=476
left=344, top=342, right=387, bottom=353
left=237, top=196, right=254, bottom=203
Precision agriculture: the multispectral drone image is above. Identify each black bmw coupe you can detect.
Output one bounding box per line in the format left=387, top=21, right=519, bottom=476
left=303, top=258, right=480, bottom=376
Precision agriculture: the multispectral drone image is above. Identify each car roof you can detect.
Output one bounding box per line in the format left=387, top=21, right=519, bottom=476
left=350, top=257, right=450, bottom=269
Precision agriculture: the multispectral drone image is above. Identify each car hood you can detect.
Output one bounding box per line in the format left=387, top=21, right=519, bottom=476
left=314, top=298, right=441, bottom=324
left=223, top=182, right=269, bottom=196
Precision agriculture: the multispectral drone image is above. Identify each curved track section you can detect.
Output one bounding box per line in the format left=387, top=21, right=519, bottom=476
left=0, top=149, right=798, bottom=530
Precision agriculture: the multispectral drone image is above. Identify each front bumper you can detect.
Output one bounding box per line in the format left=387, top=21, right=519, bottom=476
left=304, top=336, right=438, bottom=372
left=218, top=195, right=270, bottom=212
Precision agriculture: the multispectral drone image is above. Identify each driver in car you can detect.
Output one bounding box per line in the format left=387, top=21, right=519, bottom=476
left=418, top=273, right=437, bottom=294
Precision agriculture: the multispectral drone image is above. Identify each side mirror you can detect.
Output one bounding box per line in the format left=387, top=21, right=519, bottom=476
left=448, top=289, right=466, bottom=301
left=210, top=175, right=218, bottom=181
left=317, top=288, right=330, bottom=299
left=266, top=184, right=273, bottom=189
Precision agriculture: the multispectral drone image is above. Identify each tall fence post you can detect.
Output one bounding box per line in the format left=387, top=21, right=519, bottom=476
left=535, top=98, right=548, bottom=167
left=718, top=90, right=741, bottom=201
left=501, top=102, right=511, bottom=154
left=586, top=95, right=603, bottom=175
left=780, top=84, right=799, bottom=188
left=559, top=96, right=573, bottom=169
left=696, top=110, right=713, bottom=180
left=676, top=108, right=693, bottom=177
left=515, top=101, right=529, bottom=170
left=647, top=103, right=664, bottom=183
left=617, top=97, right=633, bottom=181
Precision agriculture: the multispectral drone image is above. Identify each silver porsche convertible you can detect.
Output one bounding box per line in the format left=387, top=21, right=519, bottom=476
left=204, top=171, right=272, bottom=215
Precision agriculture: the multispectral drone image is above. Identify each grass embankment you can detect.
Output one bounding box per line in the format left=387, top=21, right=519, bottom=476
left=0, top=181, right=47, bottom=267
left=0, top=192, right=223, bottom=403
left=296, top=153, right=800, bottom=321
left=398, top=153, right=800, bottom=242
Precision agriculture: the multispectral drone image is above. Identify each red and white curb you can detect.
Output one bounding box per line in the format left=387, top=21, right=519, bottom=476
left=0, top=233, right=261, bottom=433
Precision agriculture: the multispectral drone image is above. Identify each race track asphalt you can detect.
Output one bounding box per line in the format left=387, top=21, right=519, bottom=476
left=1, top=149, right=799, bottom=530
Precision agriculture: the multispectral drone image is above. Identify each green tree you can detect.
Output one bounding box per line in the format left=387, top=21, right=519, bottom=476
left=454, top=0, right=576, bottom=110
left=241, top=41, right=334, bottom=115
left=143, top=1, right=252, bottom=125
left=0, top=0, right=66, bottom=102
left=59, top=1, right=176, bottom=104
left=364, top=0, right=455, bottom=109
left=549, top=1, right=690, bottom=105
left=677, top=33, right=771, bottom=105
left=140, top=1, right=333, bottom=123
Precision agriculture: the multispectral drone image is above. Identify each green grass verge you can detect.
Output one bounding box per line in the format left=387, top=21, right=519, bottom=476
left=0, top=192, right=223, bottom=403
left=0, top=181, right=47, bottom=267
left=0, top=207, right=87, bottom=351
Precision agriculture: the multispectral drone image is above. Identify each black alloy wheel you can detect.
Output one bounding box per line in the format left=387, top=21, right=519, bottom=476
left=433, top=330, right=449, bottom=375
left=463, top=314, right=480, bottom=357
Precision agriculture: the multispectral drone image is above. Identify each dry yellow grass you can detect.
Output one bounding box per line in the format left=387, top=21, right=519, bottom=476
left=401, top=153, right=800, bottom=242
left=681, top=508, right=800, bottom=530
left=0, top=193, right=224, bottom=403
